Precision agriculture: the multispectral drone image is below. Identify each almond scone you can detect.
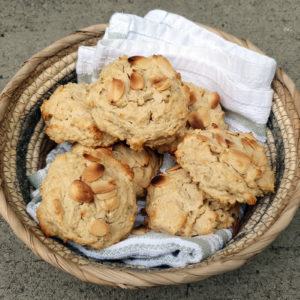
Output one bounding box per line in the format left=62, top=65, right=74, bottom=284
left=37, top=151, right=137, bottom=250
left=41, top=82, right=117, bottom=147
left=72, top=143, right=161, bottom=197
left=175, top=129, right=275, bottom=205
left=146, top=167, right=238, bottom=236
left=88, top=55, right=190, bottom=151
left=185, top=82, right=228, bottom=130
left=156, top=82, right=228, bottom=153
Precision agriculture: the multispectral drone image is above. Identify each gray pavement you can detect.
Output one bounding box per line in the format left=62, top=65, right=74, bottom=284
left=0, top=0, right=299, bottom=299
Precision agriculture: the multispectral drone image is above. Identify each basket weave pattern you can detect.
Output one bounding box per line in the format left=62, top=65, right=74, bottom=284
left=0, top=24, right=299, bottom=288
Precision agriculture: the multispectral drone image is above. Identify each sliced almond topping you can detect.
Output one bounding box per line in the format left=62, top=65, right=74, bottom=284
left=97, top=189, right=117, bottom=201
left=166, top=165, right=182, bottom=173
left=88, top=220, right=109, bottom=237
left=152, top=55, right=175, bottom=77
left=121, top=163, right=134, bottom=180
left=215, top=133, right=227, bottom=148
left=128, top=56, right=151, bottom=68
left=150, top=76, right=171, bottom=91
left=108, top=78, right=124, bottom=103
left=225, top=139, right=235, bottom=148
left=176, top=72, right=181, bottom=80
left=102, top=196, right=120, bottom=211
left=150, top=175, right=167, bottom=186
left=133, top=150, right=150, bottom=167
left=83, top=152, right=100, bottom=162
left=82, top=163, right=105, bottom=183
left=87, top=125, right=102, bottom=140
left=95, top=148, right=113, bottom=156
left=131, top=226, right=149, bottom=235
left=69, top=180, right=94, bottom=203
left=196, top=134, right=209, bottom=143
left=53, top=199, right=63, bottom=216
left=130, top=70, right=144, bottom=90
left=208, top=92, right=220, bottom=109
left=189, top=91, right=197, bottom=105
left=90, top=181, right=116, bottom=194
left=188, top=112, right=205, bottom=129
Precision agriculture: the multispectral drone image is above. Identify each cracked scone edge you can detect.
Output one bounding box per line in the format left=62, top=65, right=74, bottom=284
left=175, top=128, right=275, bottom=205
left=146, top=168, right=237, bottom=236
left=41, top=82, right=118, bottom=147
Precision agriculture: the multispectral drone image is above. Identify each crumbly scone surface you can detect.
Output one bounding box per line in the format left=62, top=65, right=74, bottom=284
left=37, top=151, right=137, bottom=250
left=41, top=82, right=117, bottom=147
left=72, top=143, right=161, bottom=197
left=88, top=55, right=190, bottom=151
left=175, top=129, right=275, bottom=205
left=185, top=82, right=228, bottom=130
left=146, top=168, right=237, bottom=236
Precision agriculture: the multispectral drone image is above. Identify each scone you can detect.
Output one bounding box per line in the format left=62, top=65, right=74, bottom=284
left=146, top=167, right=238, bottom=236
left=37, top=151, right=137, bottom=250
left=41, top=82, right=117, bottom=147
left=72, top=143, right=161, bottom=197
left=155, top=82, right=228, bottom=153
left=185, top=82, right=228, bottom=130
left=88, top=55, right=190, bottom=151
left=175, top=129, right=275, bottom=205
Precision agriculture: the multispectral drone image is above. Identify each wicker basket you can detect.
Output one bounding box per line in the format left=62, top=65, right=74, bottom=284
left=0, top=24, right=299, bottom=289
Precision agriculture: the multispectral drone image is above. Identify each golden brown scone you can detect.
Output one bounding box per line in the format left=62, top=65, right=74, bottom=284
left=175, top=129, right=275, bottom=205
left=41, top=82, right=117, bottom=147
left=185, top=82, right=228, bottom=130
left=110, top=143, right=161, bottom=197
left=37, top=151, right=137, bottom=250
left=72, top=143, right=161, bottom=197
left=146, top=167, right=237, bottom=236
left=155, top=83, right=228, bottom=153
left=88, top=55, right=190, bottom=151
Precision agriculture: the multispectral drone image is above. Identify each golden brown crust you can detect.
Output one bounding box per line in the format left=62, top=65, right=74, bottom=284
left=89, top=55, right=189, bottom=151
left=146, top=168, right=236, bottom=236
left=41, top=82, right=117, bottom=147
left=175, top=128, right=275, bottom=205
left=37, top=151, right=137, bottom=250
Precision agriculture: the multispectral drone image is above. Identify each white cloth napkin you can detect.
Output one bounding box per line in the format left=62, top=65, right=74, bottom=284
left=76, top=10, right=276, bottom=142
left=26, top=143, right=233, bottom=268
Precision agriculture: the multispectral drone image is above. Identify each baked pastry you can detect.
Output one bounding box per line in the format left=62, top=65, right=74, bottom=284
left=155, top=82, right=228, bottom=153
left=88, top=55, right=190, bottom=151
left=175, top=129, right=275, bottom=205
left=41, top=82, right=117, bottom=147
left=72, top=143, right=161, bottom=197
left=146, top=167, right=238, bottom=236
left=185, top=82, right=228, bottom=130
left=109, top=143, right=161, bottom=197
left=37, top=151, right=137, bottom=250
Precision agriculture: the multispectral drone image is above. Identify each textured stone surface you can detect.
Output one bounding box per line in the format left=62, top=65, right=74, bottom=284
left=0, top=0, right=299, bottom=299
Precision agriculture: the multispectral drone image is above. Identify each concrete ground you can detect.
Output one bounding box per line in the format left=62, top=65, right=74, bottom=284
left=0, top=0, right=299, bottom=299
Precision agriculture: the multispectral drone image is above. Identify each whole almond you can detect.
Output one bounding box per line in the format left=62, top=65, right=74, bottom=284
left=82, top=163, right=105, bottom=183
left=69, top=180, right=94, bottom=203
left=130, top=70, right=144, bottom=90
left=90, top=181, right=116, bottom=194
left=88, top=220, right=109, bottom=237
left=150, top=76, right=171, bottom=91
left=128, top=56, right=151, bottom=68
left=108, top=78, right=125, bottom=103
left=102, top=197, right=120, bottom=211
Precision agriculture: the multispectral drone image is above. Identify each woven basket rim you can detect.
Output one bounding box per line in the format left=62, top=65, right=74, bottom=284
left=0, top=23, right=300, bottom=289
